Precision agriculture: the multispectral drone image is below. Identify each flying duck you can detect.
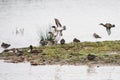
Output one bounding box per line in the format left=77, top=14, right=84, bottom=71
left=52, top=18, right=66, bottom=36
left=99, top=23, right=115, bottom=35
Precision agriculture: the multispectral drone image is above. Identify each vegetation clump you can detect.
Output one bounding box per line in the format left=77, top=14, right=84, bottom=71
left=0, top=40, right=120, bottom=65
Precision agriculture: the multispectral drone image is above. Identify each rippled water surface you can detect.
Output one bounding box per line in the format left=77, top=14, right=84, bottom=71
left=0, top=60, right=120, bottom=80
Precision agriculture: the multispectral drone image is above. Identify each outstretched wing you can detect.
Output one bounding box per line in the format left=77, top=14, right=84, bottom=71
left=99, top=23, right=106, bottom=27
left=54, top=18, right=62, bottom=27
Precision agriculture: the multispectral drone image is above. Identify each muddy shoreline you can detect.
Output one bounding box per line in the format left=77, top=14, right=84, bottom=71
left=0, top=41, right=120, bottom=66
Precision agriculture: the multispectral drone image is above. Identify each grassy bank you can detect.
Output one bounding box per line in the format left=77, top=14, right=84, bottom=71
left=0, top=40, right=120, bottom=65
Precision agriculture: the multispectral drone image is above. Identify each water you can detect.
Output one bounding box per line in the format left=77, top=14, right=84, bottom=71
left=0, top=1, right=120, bottom=79
left=0, top=0, right=120, bottom=50
left=0, top=60, right=120, bottom=80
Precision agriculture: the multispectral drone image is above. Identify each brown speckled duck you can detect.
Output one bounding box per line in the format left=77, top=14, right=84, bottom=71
left=28, top=45, right=42, bottom=54
left=73, top=38, right=80, bottom=43
left=60, top=38, right=65, bottom=45
left=93, top=33, right=101, bottom=39
left=100, top=23, right=115, bottom=35
left=1, top=42, right=11, bottom=49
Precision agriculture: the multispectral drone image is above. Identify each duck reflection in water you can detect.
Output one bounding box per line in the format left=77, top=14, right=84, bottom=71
left=87, top=64, right=96, bottom=74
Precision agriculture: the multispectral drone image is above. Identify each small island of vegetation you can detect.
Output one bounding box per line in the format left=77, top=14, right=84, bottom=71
left=0, top=40, right=120, bottom=66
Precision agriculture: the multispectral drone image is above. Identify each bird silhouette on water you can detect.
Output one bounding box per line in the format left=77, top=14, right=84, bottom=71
left=99, top=23, right=115, bottom=35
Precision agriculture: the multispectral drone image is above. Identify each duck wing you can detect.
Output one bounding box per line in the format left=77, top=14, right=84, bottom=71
left=54, top=18, right=62, bottom=27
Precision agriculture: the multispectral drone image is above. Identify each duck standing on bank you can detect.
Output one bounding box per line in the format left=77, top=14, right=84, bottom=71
left=60, top=38, right=65, bottom=45
left=73, top=38, right=80, bottom=43
left=28, top=45, right=42, bottom=54
left=1, top=42, right=11, bottom=49
left=93, top=33, right=101, bottom=39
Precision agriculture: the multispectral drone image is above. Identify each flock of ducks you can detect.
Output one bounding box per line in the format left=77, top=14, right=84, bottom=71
left=0, top=19, right=116, bottom=55
left=51, top=19, right=115, bottom=44
left=40, top=18, right=66, bottom=45
left=0, top=43, right=42, bottom=56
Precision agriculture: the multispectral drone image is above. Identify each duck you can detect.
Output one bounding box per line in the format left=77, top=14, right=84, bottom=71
left=1, top=42, right=11, bottom=49
left=99, top=23, right=115, bottom=35
left=60, top=38, right=65, bottom=45
left=87, top=54, right=96, bottom=61
left=51, top=18, right=66, bottom=36
left=28, top=45, right=42, bottom=54
left=52, top=25, right=66, bottom=36
left=73, top=38, right=80, bottom=43
left=40, top=39, right=48, bottom=46
left=14, top=48, right=23, bottom=56
left=29, top=45, right=33, bottom=51
left=93, top=33, right=101, bottom=39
